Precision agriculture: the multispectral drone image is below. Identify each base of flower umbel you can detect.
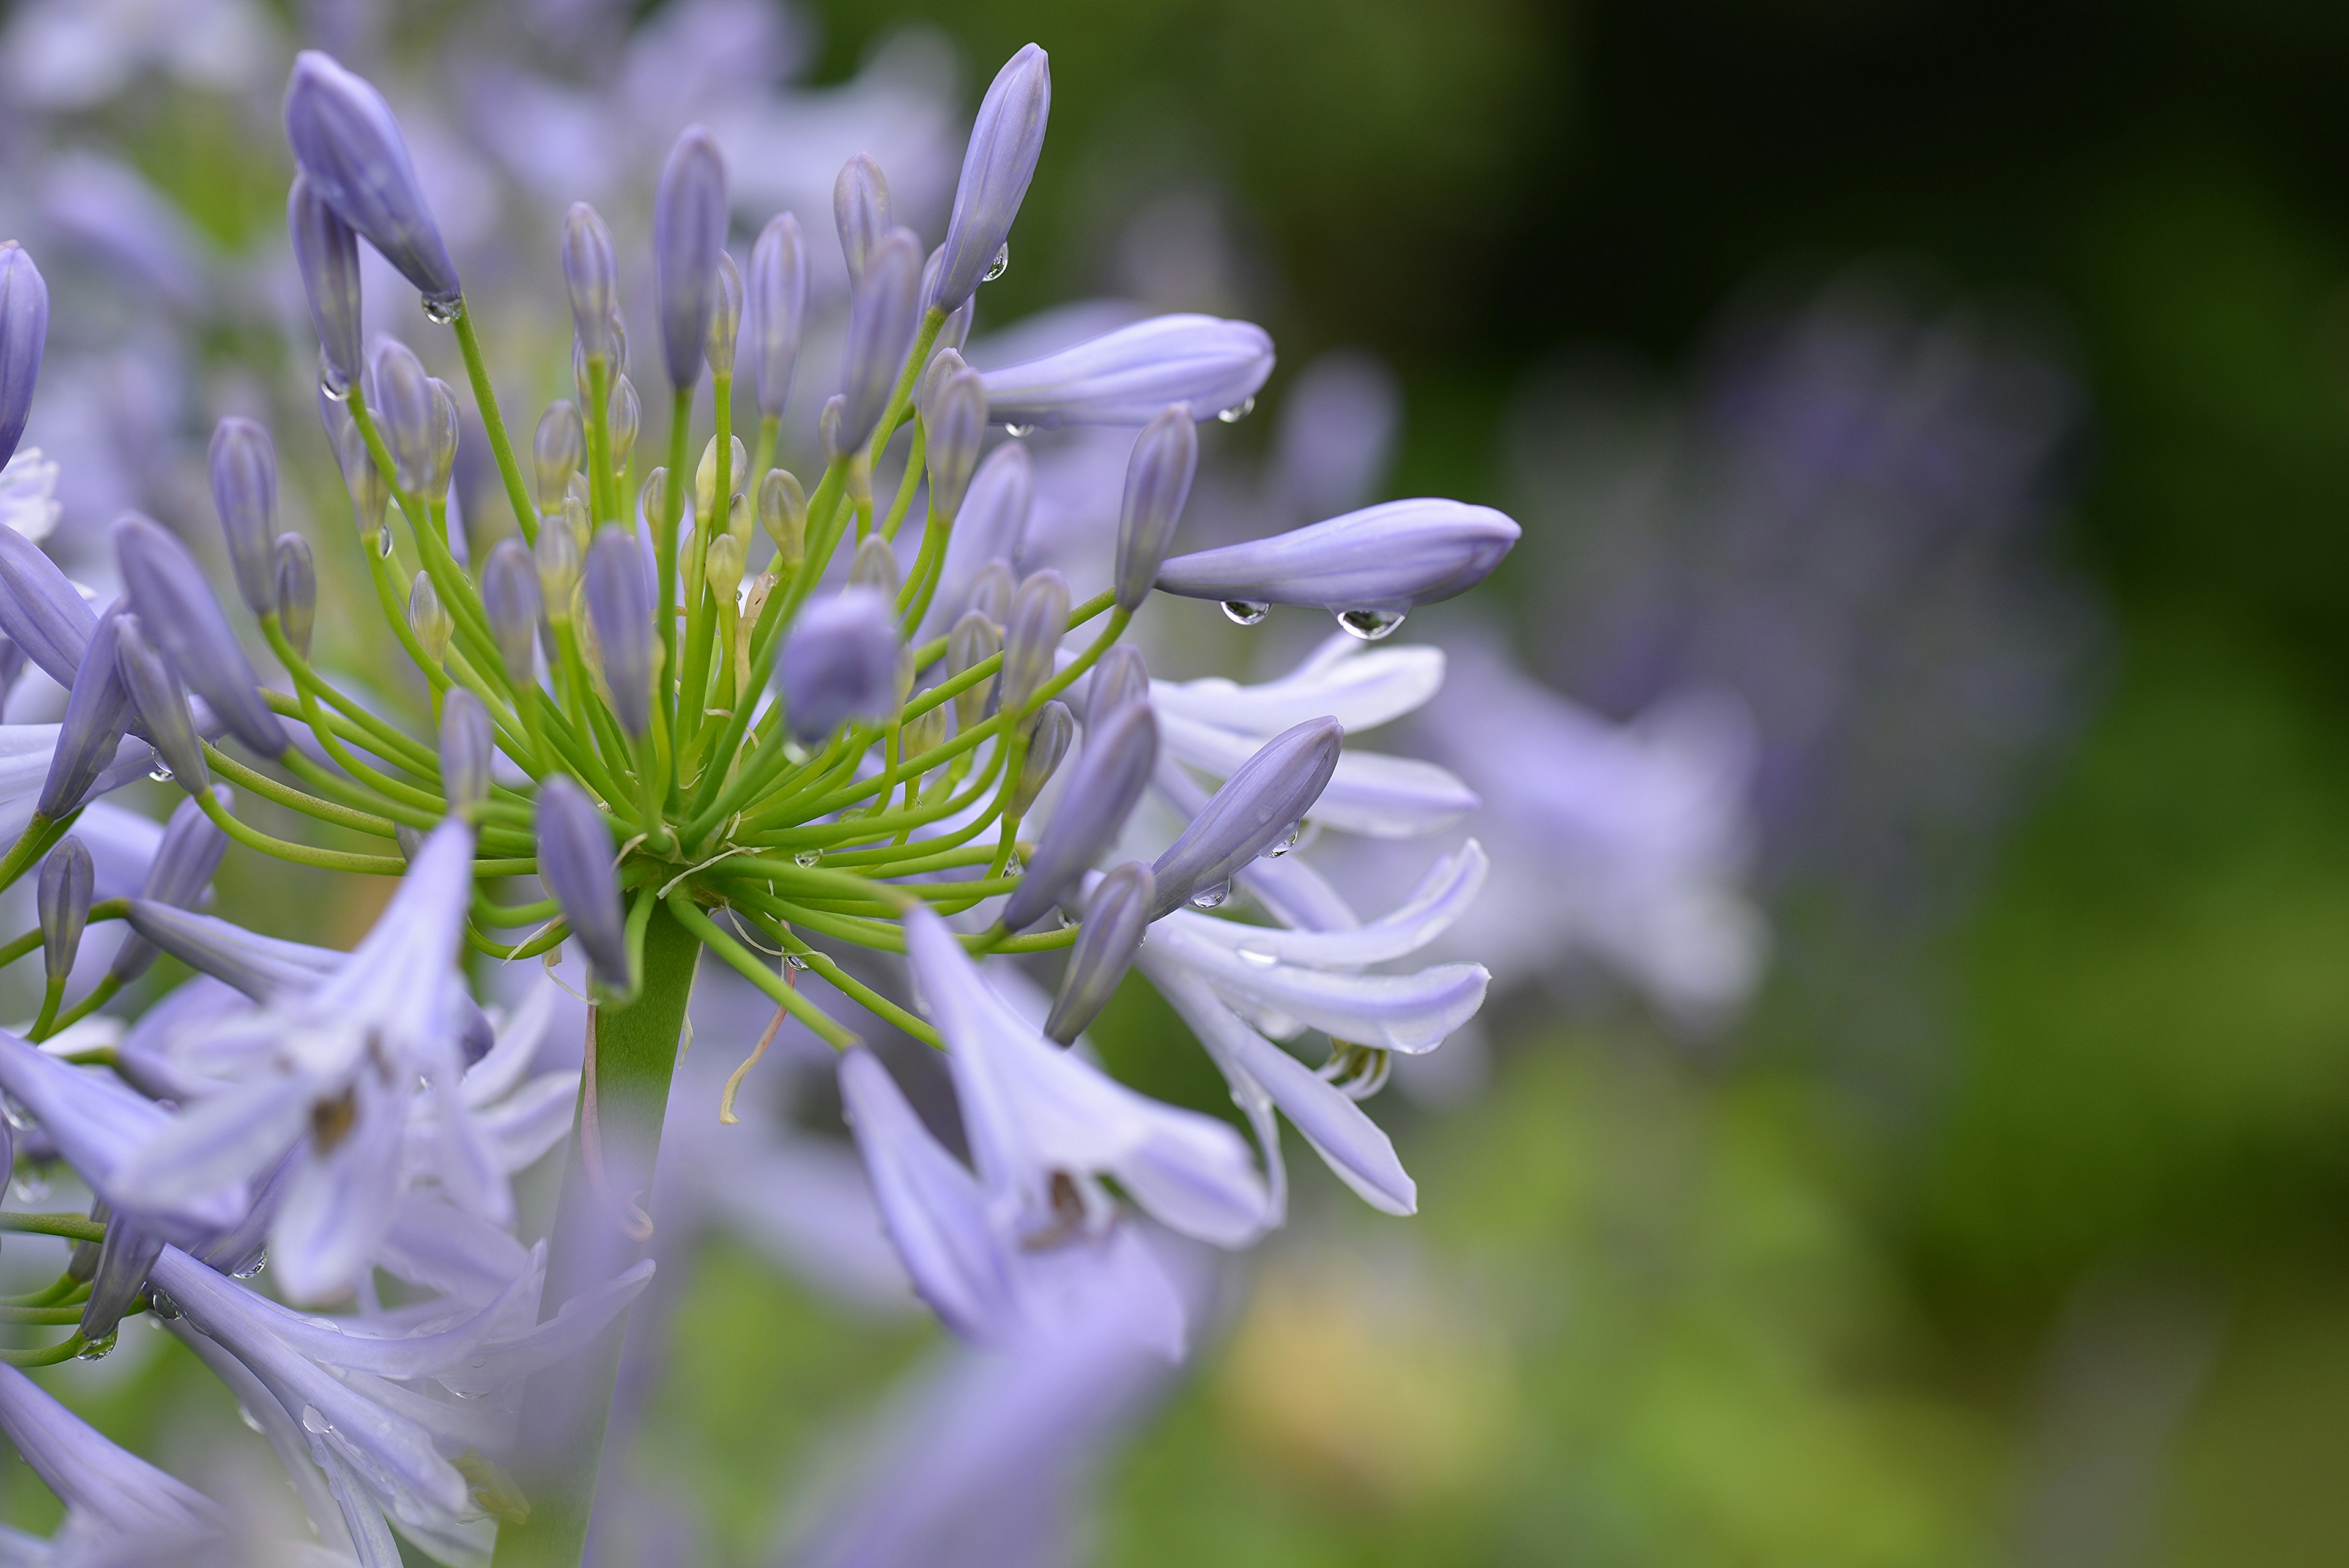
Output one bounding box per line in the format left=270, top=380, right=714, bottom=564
left=495, top=905, right=701, bottom=1566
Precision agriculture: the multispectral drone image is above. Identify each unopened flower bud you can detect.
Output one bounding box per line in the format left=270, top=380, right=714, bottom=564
left=695, top=434, right=747, bottom=526
left=1087, top=643, right=1149, bottom=720
left=112, top=515, right=289, bottom=756
left=1114, top=405, right=1197, bottom=612
left=284, top=51, right=461, bottom=309
left=1149, top=717, right=1343, bottom=920
left=749, top=212, right=807, bottom=418
left=757, top=469, right=806, bottom=569
left=534, top=400, right=584, bottom=510
left=998, top=568, right=1067, bottom=712
left=274, top=534, right=316, bottom=660
left=848, top=534, right=899, bottom=598
left=586, top=526, right=655, bottom=736
left=0, top=243, right=42, bottom=474
left=655, top=125, right=729, bottom=392
left=817, top=394, right=845, bottom=463
left=608, top=373, right=640, bottom=469
left=38, top=836, right=94, bottom=987
left=1009, top=698, right=1072, bottom=819
left=998, top=699, right=1157, bottom=932
left=409, top=571, right=451, bottom=664
left=207, top=417, right=280, bottom=616
left=108, top=792, right=229, bottom=984
left=779, top=589, right=900, bottom=742
left=370, top=337, right=433, bottom=494
left=535, top=512, right=582, bottom=610
left=833, top=154, right=891, bottom=288
left=924, top=368, right=987, bottom=522
left=562, top=201, right=620, bottom=364
left=706, top=250, right=743, bottom=380
left=838, top=228, right=922, bottom=453
left=932, top=44, right=1051, bottom=313
left=902, top=697, right=948, bottom=767
left=337, top=419, right=387, bottom=539
left=705, top=532, right=745, bottom=601
left=965, top=559, right=1016, bottom=630
left=425, top=377, right=459, bottom=500
left=439, top=687, right=492, bottom=816
left=981, top=314, right=1274, bottom=429
left=947, top=610, right=1000, bottom=730
left=287, top=176, right=360, bottom=397
left=1154, top=499, right=1522, bottom=617
left=536, top=775, right=627, bottom=984
left=0, top=513, right=91, bottom=687
left=113, top=614, right=207, bottom=795
left=481, top=538, right=541, bottom=684
left=77, top=1214, right=161, bottom=1346
left=1045, top=860, right=1152, bottom=1044
left=38, top=604, right=133, bottom=820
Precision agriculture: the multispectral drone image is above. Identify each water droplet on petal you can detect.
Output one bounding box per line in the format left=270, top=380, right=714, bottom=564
left=1264, top=821, right=1301, bottom=858
left=1335, top=606, right=1406, bottom=641
left=1189, top=880, right=1230, bottom=911
left=421, top=295, right=464, bottom=325
left=374, top=529, right=395, bottom=560
left=237, top=1405, right=265, bottom=1434
left=231, top=1250, right=267, bottom=1280
left=1238, top=942, right=1278, bottom=968
left=793, top=849, right=822, bottom=868
left=1220, top=599, right=1270, bottom=627
left=301, top=1405, right=331, bottom=1436
left=1216, top=396, right=1256, bottom=424
left=319, top=359, right=351, bottom=401
left=1003, top=422, right=1037, bottom=439
left=983, top=242, right=1011, bottom=282
left=147, top=752, right=174, bottom=783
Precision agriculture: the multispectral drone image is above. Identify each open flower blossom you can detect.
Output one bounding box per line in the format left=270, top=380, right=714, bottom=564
left=0, top=36, right=1520, bottom=1564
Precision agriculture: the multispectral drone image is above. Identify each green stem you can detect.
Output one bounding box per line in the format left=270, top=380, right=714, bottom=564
left=453, top=305, right=540, bottom=545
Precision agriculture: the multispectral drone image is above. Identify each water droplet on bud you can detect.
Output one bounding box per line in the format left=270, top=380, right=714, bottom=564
left=147, top=752, right=174, bottom=783
left=75, top=1332, right=116, bottom=1361
left=319, top=361, right=351, bottom=402
left=793, top=850, right=822, bottom=868
left=1238, top=943, right=1278, bottom=968
left=1220, top=599, right=1269, bottom=626
left=983, top=243, right=1011, bottom=282
left=421, top=295, right=464, bottom=325
left=1216, top=396, right=1256, bottom=424
left=1188, top=881, right=1231, bottom=912
left=1335, top=606, right=1406, bottom=641
left=1265, top=821, right=1301, bottom=858
left=1003, top=422, right=1036, bottom=439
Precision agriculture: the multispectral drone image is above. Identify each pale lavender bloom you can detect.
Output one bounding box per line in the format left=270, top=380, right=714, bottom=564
left=113, top=614, right=208, bottom=794
left=923, top=367, right=987, bottom=521
left=833, top=154, right=892, bottom=289
left=1148, top=716, right=1341, bottom=920
left=779, top=589, right=900, bottom=742
left=978, top=313, right=1273, bottom=429
left=706, top=250, right=744, bottom=380
left=108, top=790, right=229, bottom=985
left=0, top=242, right=50, bottom=470
left=480, top=539, right=541, bottom=687
left=654, top=125, right=729, bottom=392
left=78, top=1209, right=163, bottom=1343
left=0, top=1031, right=246, bottom=1231
left=533, top=400, right=584, bottom=511
left=439, top=689, right=492, bottom=815
left=37, top=601, right=135, bottom=820
left=996, top=568, right=1067, bottom=713
left=929, top=43, right=1051, bottom=313
left=207, top=417, right=278, bottom=616
left=0, top=448, right=62, bottom=543
left=837, top=227, right=924, bottom=451
left=916, top=441, right=1031, bottom=644
left=904, top=904, right=1267, bottom=1247
left=1044, top=861, right=1152, bottom=1045
left=585, top=525, right=655, bottom=737
left=1085, top=643, right=1149, bottom=721
left=0, top=723, right=149, bottom=845
left=536, top=774, right=628, bottom=984
left=1156, top=497, right=1520, bottom=616
left=37, top=835, right=93, bottom=985
left=113, top=513, right=289, bottom=757
left=0, top=1362, right=223, bottom=1556
left=1008, top=700, right=1074, bottom=823
left=288, top=173, right=363, bottom=397
left=998, top=698, right=1156, bottom=933
left=275, top=534, right=316, bottom=660
left=749, top=212, right=809, bottom=419
left=284, top=51, right=462, bottom=309
left=1113, top=406, right=1198, bottom=612
left=111, top=820, right=492, bottom=1302
left=562, top=201, right=620, bottom=365
left=0, top=491, right=91, bottom=683
left=367, top=337, right=432, bottom=494
left=122, top=902, right=344, bottom=1002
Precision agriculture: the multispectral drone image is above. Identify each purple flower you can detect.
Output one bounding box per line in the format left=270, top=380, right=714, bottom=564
left=779, top=589, right=901, bottom=742
left=978, top=313, right=1274, bottom=429
left=287, top=173, right=362, bottom=396
left=0, top=242, right=48, bottom=470
left=1155, top=497, right=1521, bottom=620
left=930, top=44, right=1052, bottom=313
left=283, top=51, right=461, bottom=309
left=749, top=211, right=809, bottom=420
left=654, top=125, right=729, bottom=392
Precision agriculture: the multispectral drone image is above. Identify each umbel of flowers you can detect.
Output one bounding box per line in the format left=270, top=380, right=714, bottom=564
left=0, top=41, right=1515, bottom=1568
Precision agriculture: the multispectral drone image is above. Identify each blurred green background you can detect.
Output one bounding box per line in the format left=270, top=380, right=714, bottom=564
left=9, top=0, right=2349, bottom=1562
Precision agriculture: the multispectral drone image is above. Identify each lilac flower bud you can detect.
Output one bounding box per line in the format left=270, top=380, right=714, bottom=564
left=947, top=609, right=1000, bottom=730
left=426, top=376, right=461, bottom=500
left=1150, top=716, right=1343, bottom=919
left=609, top=372, right=641, bottom=469
left=833, top=154, right=891, bottom=288
left=980, top=314, right=1274, bottom=429
left=779, top=589, right=900, bottom=741
left=335, top=417, right=388, bottom=539
left=925, top=368, right=987, bottom=522
left=206, top=418, right=279, bottom=615
left=706, top=532, right=745, bottom=602
left=848, top=534, right=900, bottom=598
left=694, top=434, right=747, bottom=524
left=586, top=526, right=654, bottom=735
left=114, top=516, right=289, bottom=757
left=481, top=538, right=541, bottom=685
left=0, top=243, right=48, bottom=470
left=534, top=399, right=584, bottom=509
left=998, top=568, right=1067, bottom=713
left=283, top=51, right=461, bottom=309
left=1008, top=698, right=1072, bottom=819
left=38, top=602, right=134, bottom=820
left=1114, top=405, right=1198, bottom=612
left=998, top=699, right=1157, bottom=932
left=965, top=559, right=1015, bottom=629
left=1045, top=860, right=1152, bottom=1044
left=286, top=175, right=361, bottom=396
left=915, top=345, right=966, bottom=420
left=112, top=615, right=207, bottom=794
left=77, top=1215, right=162, bottom=1345
left=838, top=228, right=923, bottom=453
left=562, top=201, right=620, bottom=364
left=706, top=250, right=743, bottom=381
left=534, top=513, right=582, bottom=611
left=1156, top=500, right=1521, bottom=627
left=274, top=533, right=316, bottom=659
left=749, top=212, right=807, bottom=418
left=108, top=792, right=228, bottom=984
left=536, top=774, right=628, bottom=983
left=38, top=836, right=93, bottom=987
left=369, top=336, right=433, bottom=492
left=654, top=125, right=729, bottom=393
left=1088, top=642, right=1150, bottom=720
left=0, top=522, right=95, bottom=686
left=817, top=394, right=846, bottom=463
left=440, top=687, right=492, bottom=815
left=758, top=468, right=806, bottom=569
left=921, top=445, right=1030, bottom=642
left=932, top=43, right=1051, bottom=312
left=407, top=571, right=451, bottom=666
